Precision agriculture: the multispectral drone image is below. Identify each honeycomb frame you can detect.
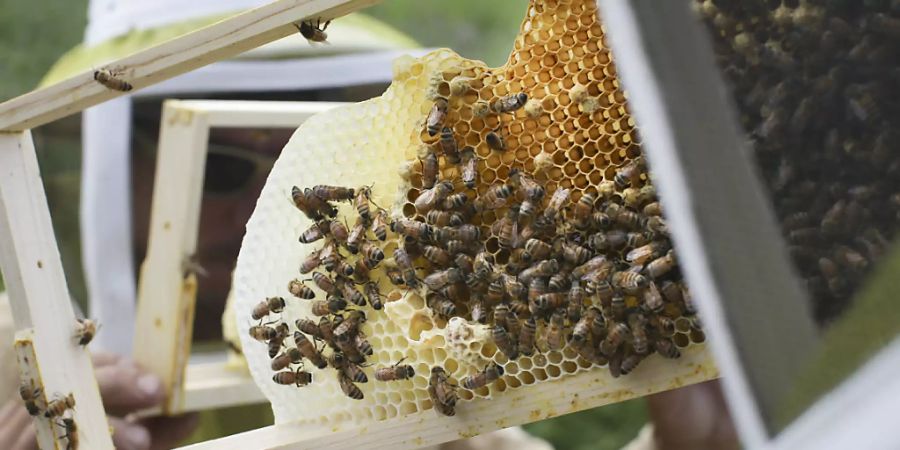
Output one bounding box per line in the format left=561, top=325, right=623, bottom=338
left=234, top=0, right=718, bottom=431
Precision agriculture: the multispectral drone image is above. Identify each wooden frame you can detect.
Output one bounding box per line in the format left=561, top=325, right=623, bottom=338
left=135, top=100, right=345, bottom=415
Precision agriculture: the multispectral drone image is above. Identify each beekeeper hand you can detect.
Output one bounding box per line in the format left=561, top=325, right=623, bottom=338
left=646, top=380, right=739, bottom=450
left=0, top=352, right=198, bottom=450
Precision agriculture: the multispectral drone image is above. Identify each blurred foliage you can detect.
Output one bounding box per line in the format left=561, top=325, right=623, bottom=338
left=0, top=0, right=649, bottom=448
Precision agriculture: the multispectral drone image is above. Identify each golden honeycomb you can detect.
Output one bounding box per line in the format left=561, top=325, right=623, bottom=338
left=233, top=0, right=715, bottom=431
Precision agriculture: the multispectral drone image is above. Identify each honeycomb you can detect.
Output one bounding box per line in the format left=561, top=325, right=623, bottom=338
left=234, top=0, right=711, bottom=429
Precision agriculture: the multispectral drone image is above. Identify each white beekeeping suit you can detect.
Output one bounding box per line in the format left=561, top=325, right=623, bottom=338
left=40, top=0, right=423, bottom=355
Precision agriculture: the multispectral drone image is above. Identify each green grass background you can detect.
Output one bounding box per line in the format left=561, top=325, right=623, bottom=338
left=0, top=0, right=647, bottom=447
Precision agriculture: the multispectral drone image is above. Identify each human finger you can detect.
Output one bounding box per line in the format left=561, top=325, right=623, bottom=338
left=1, top=401, right=37, bottom=450
left=92, top=351, right=123, bottom=368
left=95, top=360, right=163, bottom=415
left=109, top=416, right=151, bottom=450
left=142, top=413, right=200, bottom=450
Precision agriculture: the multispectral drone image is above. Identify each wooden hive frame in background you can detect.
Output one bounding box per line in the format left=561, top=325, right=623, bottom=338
left=134, top=99, right=346, bottom=416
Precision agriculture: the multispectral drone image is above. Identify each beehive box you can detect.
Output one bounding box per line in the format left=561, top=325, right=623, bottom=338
left=233, top=0, right=717, bottom=432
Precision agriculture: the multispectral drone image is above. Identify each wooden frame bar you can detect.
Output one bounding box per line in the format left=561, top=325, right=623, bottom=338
left=0, top=0, right=379, bottom=131
left=0, top=132, right=114, bottom=449
left=134, top=100, right=344, bottom=414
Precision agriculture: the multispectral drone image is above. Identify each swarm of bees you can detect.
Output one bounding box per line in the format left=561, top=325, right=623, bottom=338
left=694, top=0, right=900, bottom=326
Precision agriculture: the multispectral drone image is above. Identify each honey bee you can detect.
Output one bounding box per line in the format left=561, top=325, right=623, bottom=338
left=363, top=282, right=383, bottom=310
left=587, top=306, right=606, bottom=339
left=571, top=314, right=591, bottom=344
left=44, top=393, right=75, bottom=418
left=327, top=221, right=348, bottom=245
left=273, top=368, right=313, bottom=387
left=573, top=193, right=595, bottom=229
left=628, top=313, right=649, bottom=354
left=291, top=186, right=337, bottom=221
left=339, top=281, right=366, bottom=307
left=455, top=253, right=475, bottom=275
left=611, top=270, right=648, bottom=293
left=501, top=274, right=527, bottom=300
left=74, top=318, right=98, bottom=347
left=455, top=224, right=482, bottom=243
left=19, top=383, right=42, bottom=416
left=642, top=282, right=665, bottom=313
left=311, top=185, right=354, bottom=202
left=414, top=181, right=454, bottom=212
left=546, top=310, right=567, bottom=351
left=523, top=238, right=553, bottom=262
left=440, top=127, right=461, bottom=164
left=834, top=245, right=868, bottom=272
left=287, top=279, right=315, bottom=299
left=559, top=241, right=591, bottom=266
left=421, top=150, right=439, bottom=190
left=299, top=249, right=322, bottom=274
left=249, top=324, right=279, bottom=342
left=518, top=259, right=559, bottom=284
left=354, top=186, right=373, bottom=223
left=518, top=317, right=537, bottom=356
left=59, top=417, right=78, bottom=450
left=615, top=209, right=646, bottom=230
left=426, top=98, right=449, bottom=136
left=360, top=241, right=385, bottom=267
left=330, top=352, right=368, bottom=383
left=427, top=292, right=458, bottom=319
left=93, top=69, right=132, bottom=91
left=462, top=363, right=505, bottom=391
left=492, top=93, right=528, bottom=113
left=492, top=324, right=519, bottom=359
left=541, top=188, right=571, bottom=223
left=600, top=323, right=630, bottom=355
left=614, top=158, right=644, bottom=188
left=266, top=323, right=289, bottom=357
left=656, top=338, right=681, bottom=359
left=527, top=277, right=548, bottom=303
left=509, top=169, right=545, bottom=201
left=421, top=245, right=451, bottom=267
left=643, top=202, right=662, bottom=217
left=531, top=292, right=566, bottom=316
left=295, top=18, right=331, bottom=43
left=572, top=255, right=612, bottom=279
left=426, top=210, right=461, bottom=227
left=567, top=280, right=586, bottom=322
left=394, top=248, right=419, bottom=288
left=298, top=222, right=328, bottom=246
left=251, top=297, right=286, bottom=320
left=270, top=347, right=303, bottom=371
left=295, top=318, right=322, bottom=340
left=374, top=360, right=416, bottom=381
left=335, top=259, right=355, bottom=278
left=443, top=193, right=469, bottom=210
left=333, top=310, right=366, bottom=338
left=646, top=250, right=676, bottom=279
left=486, top=131, right=506, bottom=151
left=354, top=333, right=374, bottom=356
left=311, top=272, right=338, bottom=295
left=310, top=297, right=347, bottom=316
left=619, top=352, right=645, bottom=376
left=338, top=372, right=364, bottom=399
left=428, top=367, right=457, bottom=415
left=626, top=241, right=666, bottom=265
left=318, top=242, right=340, bottom=272
left=497, top=207, right=519, bottom=250
left=461, top=147, right=478, bottom=189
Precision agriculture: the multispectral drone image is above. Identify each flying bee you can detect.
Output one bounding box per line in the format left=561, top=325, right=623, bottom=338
left=364, top=282, right=383, bottom=310
left=273, top=368, right=312, bottom=387
left=374, top=359, right=415, bottom=381
left=19, top=383, right=42, bottom=416
left=251, top=297, right=286, bottom=321
left=611, top=269, right=648, bottom=294
left=427, top=292, right=458, bottom=319
left=288, top=279, right=316, bottom=299
left=643, top=282, right=665, bottom=313
left=299, top=249, right=322, bottom=274
left=360, top=241, right=385, bottom=267
left=546, top=310, right=567, bottom=351
left=509, top=168, right=545, bottom=200
left=310, top=297, right=347, bottom=316
left=656, top=338, right=681, bottom=359
left=414, top=181, right=454, bottom=213
left=572, top=193, right=595, bottom=229
left=492, top=324, right=519, bottom=359
left=429, top=367, right=457, bottom=409
left=93, top=69, right=132, bottom=91
left=497, top=207, right=520, bottom=250
left=421, top=150, right=439, bottom=190
left=394, top=248, right=419, bottom=288
left=492, top=92, right=528, bottom=113
left=295, top=18, right=330, bottom=43
left=59, top=417, right=78, bottom=450
left=338, top=372, right=364, bottom=400
left=270, top=347, right=303, bottom=371
left=353, top=185, right=373, bottom=223
left=460, top=147, right=478, bottom=189
left=523, top=238, right=553, bottom=262
left=627, top=313, right=649, bottom=354
left=485, top=130, right=506, bottom=151
left=600, top=322, right=630, bottom=355
left=426, top=98, right=449, bottom=136
left=44, top=393, right=75, bottom=418
left=462, top=363, right=505, bottom=391
left=646, top=250, right=676, bottom=279
left=311, top=185, right=354, bottom=202
left=518, top=259, right=559, bottom=284
left=614, top=158, right=644, bottom=188
left=440, top=127, right=461, bottom=164
left=249, top=324, right=279, bottom=342
left=518, top=317, right=537, bottom=356
left=74, top=318, right=99, bottom=347
left=328, top=353, right=367, bottom=384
